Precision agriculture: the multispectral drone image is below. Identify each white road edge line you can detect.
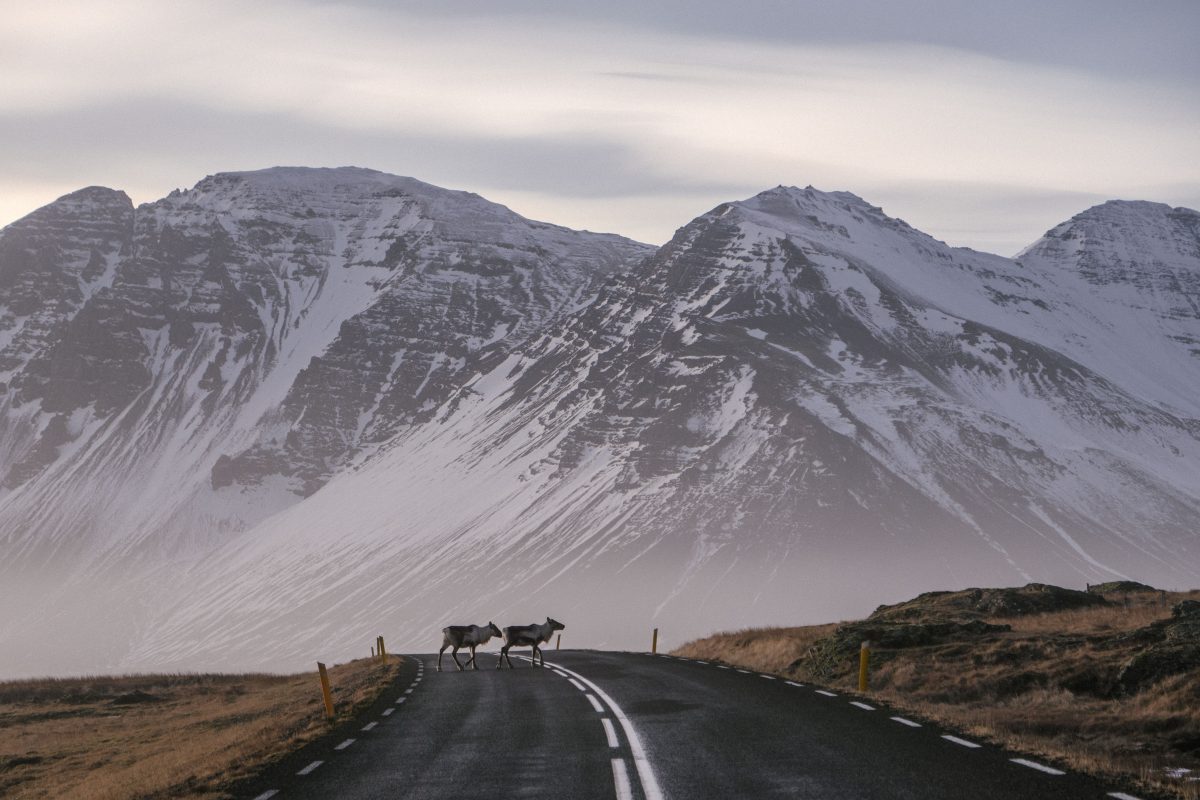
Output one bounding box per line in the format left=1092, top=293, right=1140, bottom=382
left=545, top=659, right=666, bottom=800
left=717, top=665, right=731, bottom=670
left=760, top=674, right=777, bottom=680
left=569, top=678, right=587, bottom=691
left=362, top=722, right=377, bottom=731
left=601, top=717, right=620, bottom=748
left=1011, top=758, right=1065, bottom=775
left=784, top=681, right=804, bottom=688
left=815, top=690, right=838, bottom=697
left=296, top=761, right=323, bottom=776
left=251, top=791, right=278, bottom=800
left=611, top=758, right=634, bottom=800
left=586, top=694, right=605, bottom=713
left=736, top=669, right=752, bottom=674
left=334, top=738, right=356, bottom=751
left=942, top=735, right=981, bottom=749
left=849, top=701, right=875, bottom=711
left=1107, top=793, right=1143, bottom=800
left=891, top=716, right=922, bottom=727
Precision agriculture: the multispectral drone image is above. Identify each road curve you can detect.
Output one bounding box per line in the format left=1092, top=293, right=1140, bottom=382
left=233, top=650, right=1152, bottom=800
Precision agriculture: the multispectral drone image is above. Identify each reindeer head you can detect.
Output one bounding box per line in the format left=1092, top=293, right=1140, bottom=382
left=547, top=617, right=565, bottom=632
left=488, top=621, right=502, bottom=638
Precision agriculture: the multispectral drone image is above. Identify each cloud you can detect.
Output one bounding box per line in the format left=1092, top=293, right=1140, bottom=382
left=1, top=0, right=1197, bottom=251
left=334, top=0, right=1200, bottom=85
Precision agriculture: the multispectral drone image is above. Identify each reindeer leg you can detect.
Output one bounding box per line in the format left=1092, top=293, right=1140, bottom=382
left=451, top=646, right=464, bottom=671
left=497, top=644, right=507, bottom=669
left=467, top=645, right=478, bottom=670
left=437, top=644, right=446, bottom=672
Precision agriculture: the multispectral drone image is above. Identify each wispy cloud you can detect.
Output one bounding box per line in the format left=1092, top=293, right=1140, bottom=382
left=1, top=0, right=1197, bottom=251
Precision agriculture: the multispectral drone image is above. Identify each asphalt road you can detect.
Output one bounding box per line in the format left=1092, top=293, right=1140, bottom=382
left=233, top=650, right=1153, bottom=800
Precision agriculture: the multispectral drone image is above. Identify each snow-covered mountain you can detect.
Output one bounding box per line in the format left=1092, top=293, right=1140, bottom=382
left=0, top=167, right=650, bottom=675
left=2, top=172, right=1198, bottom=676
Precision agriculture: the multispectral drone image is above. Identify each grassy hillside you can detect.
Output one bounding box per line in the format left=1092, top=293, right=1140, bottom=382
left=0, top=656, right=401, bottom=799
left=675, top=583, right=1200, bottom=800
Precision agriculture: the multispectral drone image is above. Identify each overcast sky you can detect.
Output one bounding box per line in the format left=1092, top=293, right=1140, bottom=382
left=2, top=1, right=1198, bottom=254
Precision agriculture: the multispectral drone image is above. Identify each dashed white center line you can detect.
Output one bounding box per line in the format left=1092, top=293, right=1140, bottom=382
left=547, top=660, right=665, bottom=800
left=569, top=678, right=587, bottom=691
left=395, top=697, right=407, bottom=705
left=251, top=791, right=278, bottom=800
left=784, top=681, right=804, bottom=688
left=891, top=716, right=922, bottom=728
left=382, top=708, right=394, bottom=716
left=815, top=690, right=838, bottom=697
left=296, top=760, right=323, bottom=776
left=585, top=693, right=605, bottom=713
left=334, top=738, right=356, bottom=751
left=611, top=758, right=634, bottom=800
left=759, top=674, right=777, bottom=680
left=404, top=688, right=414, bottom=694
left=361, top=721, right=377, bottom=731
left=849, top=701, right=875, bottom=711
left=735, top=669, right=751, bottom=674
left=717, top=665, right=731, bottom=670
left=601, top=717, right=620, bottom=748
left=942, top=735, right=981, bottom=749
left=1011, top=758, right=1065, bottom=775
left=1107, top=793, right=1144, bottom=800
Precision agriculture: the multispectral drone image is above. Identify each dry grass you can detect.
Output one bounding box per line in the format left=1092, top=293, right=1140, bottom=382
left=674, top=623, right=839, bottom=673
left=1001, top=600, right=1173, bottom=636
left=675, top=588, right=1200, bottom=799
left=0, top=656, right=402, bottom=800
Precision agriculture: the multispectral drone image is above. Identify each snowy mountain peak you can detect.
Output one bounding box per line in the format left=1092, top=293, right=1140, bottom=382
left=4, top=185, right=132, bottom=233
left=1020, top=199, right=1200, bottom=266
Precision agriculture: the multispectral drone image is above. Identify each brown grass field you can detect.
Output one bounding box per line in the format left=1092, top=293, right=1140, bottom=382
left=0, top=656, right=402, bottom=799
left=675, top=585, right=1200, bottom=800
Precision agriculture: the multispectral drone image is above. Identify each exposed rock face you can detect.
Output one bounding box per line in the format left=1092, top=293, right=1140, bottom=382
left=0, top=186, right=134, bottom=487
left=2, top=175, right=1200, bottom=676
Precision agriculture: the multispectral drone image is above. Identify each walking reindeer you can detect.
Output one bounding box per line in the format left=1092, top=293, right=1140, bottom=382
left=438, top=622, right=503, bottom=671
left=497, top=617, right=565, bottom=668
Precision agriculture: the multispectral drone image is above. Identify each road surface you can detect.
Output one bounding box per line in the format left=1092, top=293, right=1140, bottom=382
left=233, top=650, right=1152, bottom=800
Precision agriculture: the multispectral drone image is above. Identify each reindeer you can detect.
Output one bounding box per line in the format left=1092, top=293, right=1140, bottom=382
left=438, top=621, right=503, bottom=671
left=497, top=617, right=565, bottom=668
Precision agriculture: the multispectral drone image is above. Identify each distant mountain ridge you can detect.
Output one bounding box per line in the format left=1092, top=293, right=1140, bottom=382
left=1, top=169, right=1197, bottom=676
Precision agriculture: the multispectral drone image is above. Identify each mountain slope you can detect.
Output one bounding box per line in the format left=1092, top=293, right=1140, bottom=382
left=0, top=168, right=650, bottom=675
left=132, top=187, right=1200, bottom=672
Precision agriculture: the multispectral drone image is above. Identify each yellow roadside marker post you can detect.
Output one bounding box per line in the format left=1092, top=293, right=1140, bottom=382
left=652, top=627, right=659, bottom=654
left=556, top=633, right=561, bottom=650
left=858, top=641, right=871, bottom=692
left=317, top=662, right=335, bottom=720
left=378, top=636, right=387, bottom=664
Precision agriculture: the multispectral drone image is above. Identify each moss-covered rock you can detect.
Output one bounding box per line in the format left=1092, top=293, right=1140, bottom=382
left=1086, top=580, right=1157, bottom=594
left=869, top=583, right=1108, bottom=623
left=802, top=619, right=1011, bottom=680
left=1115, top=600, right=1200, bottom=693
